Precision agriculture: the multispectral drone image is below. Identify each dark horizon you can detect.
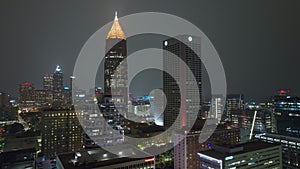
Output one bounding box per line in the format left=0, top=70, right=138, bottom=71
left=1, top=0, right=300, bottom=102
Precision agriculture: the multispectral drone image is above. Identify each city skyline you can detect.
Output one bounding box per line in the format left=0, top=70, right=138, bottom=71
left=1, top=2, right=300, bottom=168
left=1, top=1, right=300, bottom=102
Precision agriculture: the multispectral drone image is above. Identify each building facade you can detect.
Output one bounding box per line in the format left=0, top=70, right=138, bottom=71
left=19, top=82, right=35, bottom=109
left=225, top=94, right=244, bottom=120
left=163, top=35, right=202, bottom=129
left=198, top=141, right=282, bottom=169
left=52, top=66, right=64, bottom=108
left=272, top=90, right=300, bottom=137
left=255, top=133, right=300, bottom=169
left=174, top=121, right=240, bottom=169
left=43, top=74, right=54, bottom=105
left=41, top=110, right=83, bottom=158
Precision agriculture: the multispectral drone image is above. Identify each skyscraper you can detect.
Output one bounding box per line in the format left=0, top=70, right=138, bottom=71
left=43, top=74, right=54, bottom=106
left=104, top=12, right=127, bottom=114
left=272, top=89, right=300, bottom=137
left=163, top=35, right=202, bottom=129
left=225, top=94, right=244, bottom=121
left=210, top=94, right=225, bottom=124
left=34, top=89, right=46, bottom=107
left=53, top=65, right=64, bottom=107
left=43, top=74, right=53, bottom=91
left=104, top=13, right=127, bottom=99
left=82, top=12, right=127, bottom=149
left=19, top=82, right=35, bottom=108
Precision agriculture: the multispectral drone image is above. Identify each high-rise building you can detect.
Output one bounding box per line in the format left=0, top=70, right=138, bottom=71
left=104, top=11, right=127, bottom=98
left=255, top=133, right=300, bottom=169
left=43, top=74, right=53, bottom=91
left=43, top=74, right=54, bottom=105
left=41, top=110, right=83, bottom=158
left=231, top=109, right=272, bottom=140
left=272, top=89, right=300, bottom=137
left=163, top=35, right=202, bottom=129
left=174, top=119, right=240, bottom=169
left=69, top=76, right=76, bottom=105
left=53, top=66, right=64, bottom=107
left=84, top=12, right=127, bottom=148
left=0, top=92, right=10, bottom=108
left=198, top=141, right=282, bottom=169
left=62, top=86, right=72, bottom=106
left=210, top=95, right=225, bottom=123
left=0, top=92, right=18, bottom=121
left=19, top=82, right=35, bottom=108
left=225, top=94, right=244, bottom=120
left=81, top=13, right=127, bottom=149
left=103, top=11, right=127, bottom=123
left=35, top=89, right=46, bottom=107
left=0, top=92, right=17, bottom=121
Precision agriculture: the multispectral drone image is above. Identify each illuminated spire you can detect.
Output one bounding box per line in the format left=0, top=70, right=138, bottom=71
left=106, top=11, right=126, bottom=40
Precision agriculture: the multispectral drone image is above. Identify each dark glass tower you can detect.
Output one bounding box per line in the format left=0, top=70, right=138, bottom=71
left=163, top=35, right=202, bottom=129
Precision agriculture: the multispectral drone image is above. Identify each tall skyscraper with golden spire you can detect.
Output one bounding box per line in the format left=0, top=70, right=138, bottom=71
left=95, top=11, right=127, bottom=147
left=104, top=11, right=128, bottom=114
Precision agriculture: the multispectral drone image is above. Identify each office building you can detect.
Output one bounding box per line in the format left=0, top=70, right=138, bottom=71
left=56, top=145, right=155, bottom=169
left=198, top=141, right=282, bottom=169
left=0, top=92, right=10, bottom=108
left=35, top=89, right=47, bottom=107
left=225, top=94, right=244, bottom=120
left=43, top=74, right=53, bottom=91
left=272, top=89, right=300, bottom=137
left=231, top=109, right=272, bottom=139
left=210, top=95, right=225, bottom=123
left=43, top=74, right=54, bottom=105
left=174, top=119, right=240, bottom=169
left=255, top=133, right=300, bottom=169
left=163, top=35, right=201, bottom=129
left=0, top=92, right=17, bottom=121
left=19, top=82, right=35, bottom=109
left=52, top=66, right=64, bottom=107
left=0, top=131, right=41, bottom=169
left=62, top=86, right=72, bottom=106
left=41, top=110, right=83, bottom=158
left=81, top=12, right=127, bottom=149
left=104, top=12, right=127, bottom=109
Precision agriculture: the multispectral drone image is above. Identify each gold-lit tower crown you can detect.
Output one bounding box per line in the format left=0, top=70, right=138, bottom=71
left=106, top=12, right=126, bottom=40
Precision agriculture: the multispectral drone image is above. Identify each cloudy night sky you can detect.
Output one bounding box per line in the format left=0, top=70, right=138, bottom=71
left=0, top=0, right=300, bottom=102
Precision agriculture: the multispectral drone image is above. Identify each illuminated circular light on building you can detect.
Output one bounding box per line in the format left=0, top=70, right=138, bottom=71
left=188, top=36, right=193, bottom=42
left=55, top=65, right=62, bottom=72
left=164, top=41, right=168, bottom=46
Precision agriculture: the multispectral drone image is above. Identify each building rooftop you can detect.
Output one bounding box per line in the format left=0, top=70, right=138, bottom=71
left=255, top=132, right=300, bottom=142
left=199, top=141, right=280, bottom=160
left=3, top=131, right=40, bottom=152
left=56, top=144, right=153, bottom=169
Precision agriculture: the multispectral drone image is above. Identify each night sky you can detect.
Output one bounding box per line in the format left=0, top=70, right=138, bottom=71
left=0, top=0, right=300, bottom=102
